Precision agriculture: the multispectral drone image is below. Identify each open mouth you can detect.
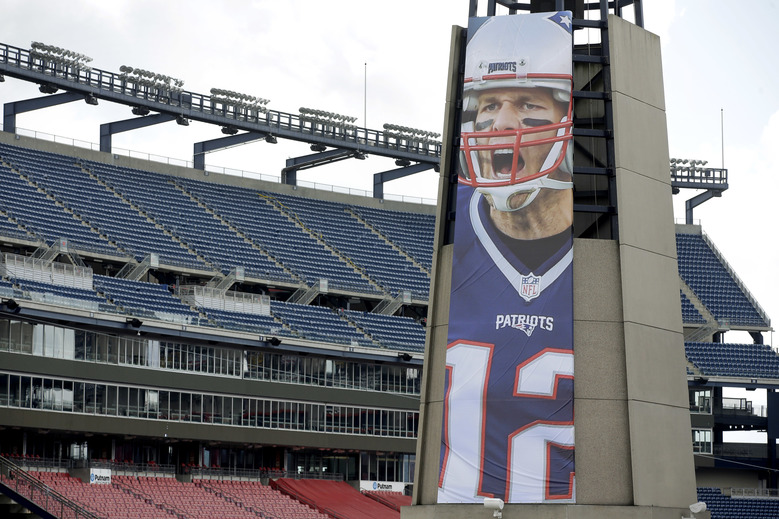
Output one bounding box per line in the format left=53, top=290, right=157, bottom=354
left=492, top=149, right=524, bottom=178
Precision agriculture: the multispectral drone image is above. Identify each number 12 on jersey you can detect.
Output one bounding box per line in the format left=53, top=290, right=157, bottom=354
left=438, top=340, right=575, bottom=503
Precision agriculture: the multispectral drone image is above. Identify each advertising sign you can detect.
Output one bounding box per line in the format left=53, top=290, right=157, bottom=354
left=89, top=468, right=112, bottom=484
left=438, top=12, right=575, bottom=504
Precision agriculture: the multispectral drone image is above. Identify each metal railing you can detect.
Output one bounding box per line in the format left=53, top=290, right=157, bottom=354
left=731, top=487, right=779, bottom=499
left=0, top=41, right=441, bottom=163
left=0, top=455, right=100, bottom=519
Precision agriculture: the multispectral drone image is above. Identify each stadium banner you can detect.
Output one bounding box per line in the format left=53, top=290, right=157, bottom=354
left=438, top=12, right=575, bottom=504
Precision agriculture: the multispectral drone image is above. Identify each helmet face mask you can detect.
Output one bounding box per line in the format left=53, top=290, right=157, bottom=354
left=458, top=14, right=574, bottom=212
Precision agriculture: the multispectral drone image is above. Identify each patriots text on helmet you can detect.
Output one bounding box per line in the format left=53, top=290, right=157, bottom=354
left=487, top=61, right=517, bottom=75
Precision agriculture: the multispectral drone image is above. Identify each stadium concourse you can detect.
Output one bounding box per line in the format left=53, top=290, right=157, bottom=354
left=0, top=124, right=775, bottom=517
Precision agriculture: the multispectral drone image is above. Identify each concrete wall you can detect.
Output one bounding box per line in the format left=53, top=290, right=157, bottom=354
left=609, top=14, right=697, bottom=508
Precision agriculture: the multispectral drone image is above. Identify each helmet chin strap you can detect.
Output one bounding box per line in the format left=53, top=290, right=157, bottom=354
left=477, top=176, right=572, bottom=212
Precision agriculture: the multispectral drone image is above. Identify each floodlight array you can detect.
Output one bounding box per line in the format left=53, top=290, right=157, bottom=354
left=382, top=123, right=441, bottom=145
left=30, top=41, right=92, bottom=70
left=299, top=107, right=357, bottom=128
left=119, top=65, right=184, bottom=92
left=210, top=88, right=270, bottom=112
left=670, top=157, right=711, bottom=175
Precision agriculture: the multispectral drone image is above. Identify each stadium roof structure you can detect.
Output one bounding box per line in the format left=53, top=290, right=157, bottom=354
left=0, top=40, right=440, bottom=200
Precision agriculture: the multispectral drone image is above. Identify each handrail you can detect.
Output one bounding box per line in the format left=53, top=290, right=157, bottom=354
left=0, top=455, right=100, bottom=519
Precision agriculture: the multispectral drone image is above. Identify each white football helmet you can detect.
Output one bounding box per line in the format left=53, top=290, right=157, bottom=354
left=459, top=12, right=574, bottom=212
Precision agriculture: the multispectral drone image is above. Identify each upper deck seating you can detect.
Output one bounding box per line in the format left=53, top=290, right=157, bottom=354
left=85, top=160, right=291, bottom=281
left=268, top=192, right=430, bottom=299
left=350, top=204, right=435, bottom=270
left=175, top=177, right=377, bottom=294
left=677, top=233, right=767, bottom=327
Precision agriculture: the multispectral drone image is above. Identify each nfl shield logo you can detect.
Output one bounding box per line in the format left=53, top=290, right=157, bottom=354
left=519, top=275, right=541, bottom=301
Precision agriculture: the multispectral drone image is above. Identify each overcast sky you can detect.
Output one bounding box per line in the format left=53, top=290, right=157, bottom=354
left=1, top=0, right=777, bottom=348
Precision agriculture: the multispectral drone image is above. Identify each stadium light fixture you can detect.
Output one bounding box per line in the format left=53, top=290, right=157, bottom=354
left=0, top=74, right=5, bottom=82
left=176, top=115, right=189, bottom=126
left=131, top=106, right=150, bottom=116
left=120, top=65, right=185, bottom=94
left=30, top=41, right=93, bottom=71
left=310, top=143, right=327, bottom=152
left=265, top=134, right=278, bottom=144
left=221, top=126, right=239, bottom=135
left=382, top=122, right=441, bottom=146
left=397, top=353, right=412, bottom=362
left=210, top=88, right=270, bottom=113
left=395, top=158, right=411, bottom=167
left=84, top=94, right=98, bottom=106
left=353, top=151, right=366, bottom=160
left=299, top=107, right=358, bottom=128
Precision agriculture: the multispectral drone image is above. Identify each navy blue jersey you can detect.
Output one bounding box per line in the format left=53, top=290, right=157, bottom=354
left=439, top=185, right=574, bottom=503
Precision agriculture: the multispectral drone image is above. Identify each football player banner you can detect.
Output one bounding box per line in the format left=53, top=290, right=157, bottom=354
left=438, top=12, right=575, bottom=504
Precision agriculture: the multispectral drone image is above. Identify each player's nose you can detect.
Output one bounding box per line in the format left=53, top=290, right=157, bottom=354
left=492, top=103, right=521, bottom=131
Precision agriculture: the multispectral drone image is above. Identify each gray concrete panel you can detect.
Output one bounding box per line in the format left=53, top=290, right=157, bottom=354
left=624, top=323, right=689, bottom=408
left=611, top=92, right=671, bottom=184
left=616, top=168, right=677, bottom=259
left=573, top=320, right=627, bottom=401
left=627, top=401, right=698, bottom=508
left=609, top=15, right=666, bottom=111
left=413, top=400, right=445, bottom=505
left=573, top=239, right=623, bottom=323
left=574, top=398, right=633, bottom=505
left=619, top=246, right=685, bottom=333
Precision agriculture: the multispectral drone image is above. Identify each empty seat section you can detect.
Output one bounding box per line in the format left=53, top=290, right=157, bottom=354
left=176, top=177, right=377, bottom=293
left=85, top=161, right=292, bottom=281
left=351, top=204, right=435, bottom=270
left=698, top=487, right=779, bottom=519
left=199, top=479, right=328, bottom=518
left=685, top=342, right=779, bottom=379
left=272, top=478, right=399, bottom=519
left=268, top=192, right=430, bottom=299
left=344, top=310, right=426, bottom=352
left=93, top=275, right=205, bottom=325
left=0, top=143, right=205, bottom=268
left=0, top=148, right=117, bottom=254
left=677, top=233, right=767, bottom=327
left=203, top=307, right=293, bottom=336
left=30, top=471, right=163, bottom=519
left=680, top=291, right=706, bottom=324
left=272, top=301, right=373, bottom=346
